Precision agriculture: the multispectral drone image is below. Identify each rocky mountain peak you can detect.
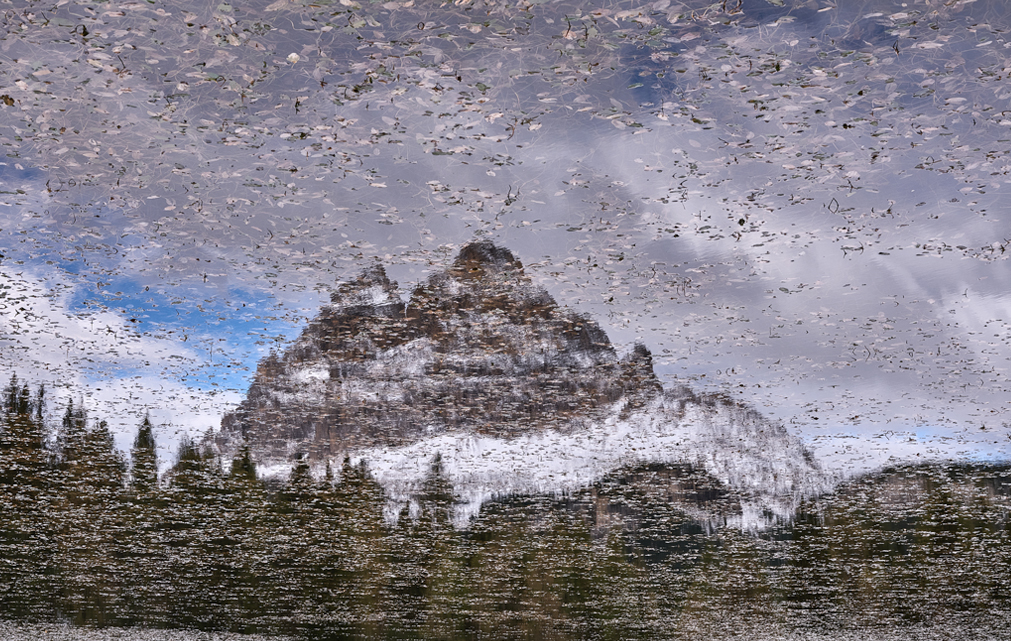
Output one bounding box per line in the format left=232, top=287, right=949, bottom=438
left=448, top=240, right=523, bottom=281
left=218, top=241, right=826, bottom=528
left=220, top=240, right=656, bottom=458
left=409, top=240, right=552, bottom=323
left=330, top=263, right=400, bottom=309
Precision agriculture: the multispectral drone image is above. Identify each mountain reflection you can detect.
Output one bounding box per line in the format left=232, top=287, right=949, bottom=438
left=2, top=0, right=1011, bottom=637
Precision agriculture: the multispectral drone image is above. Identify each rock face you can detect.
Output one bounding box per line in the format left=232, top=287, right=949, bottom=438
left=221, top=240, right=659, bottom=458
left=219, top=240, right=830, bottom=527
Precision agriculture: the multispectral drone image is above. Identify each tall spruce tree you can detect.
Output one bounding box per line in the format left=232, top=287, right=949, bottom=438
left=0, top=375, right=48, bottom=493
left=218, top=442, right=269, bottom=630
left=0, top=375, right=55, bottom=620
left=119, top=416, right=166, bottom=627
left=55, top=401, right=125, bottom=505
left=130, top=415, right=159, bottom=495
left=279, top=454, right=314, bottom=509
left=161, top=435, right=230, bottom=630
left=168, top=435, right=221, bottom=494
left=227, top=443, right=258, bottom=486
left=57, top=397, right=87, bottom=478
left=52, top=404, right=127, bottom=626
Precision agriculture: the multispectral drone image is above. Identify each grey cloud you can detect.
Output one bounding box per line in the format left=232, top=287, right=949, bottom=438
left=3, top=0, right=1010, bottom=465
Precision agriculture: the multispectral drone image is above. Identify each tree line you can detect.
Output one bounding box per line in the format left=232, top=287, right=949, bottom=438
left=2, top=374, right=1011, bottom=639
left=0, top=374, right=650, bottom=638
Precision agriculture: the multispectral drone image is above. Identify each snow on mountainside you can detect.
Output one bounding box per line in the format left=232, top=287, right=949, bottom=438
left=352, top=387, right=832, bottom=529
left=218, top=240, right=830, bottom=527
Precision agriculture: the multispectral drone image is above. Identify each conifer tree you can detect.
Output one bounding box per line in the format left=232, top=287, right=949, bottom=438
left=57, top=397, right=87, bottom=476
left=419, top=452, right=455, bottom=529
left=265, top=454, right=328, bottom=634
left=168, top=435, right=221, bottom=494
left=323, top=458, right=334, bottom=486
left=282, top=454, right=314, bottom=506
left=228, top=443, right=258, bottom=486
left=119, top=416, right=167, bottom=628
left=379, top=453, right=459, bottom=636
left=330, top=457, right=388, bottom=637
left=84, top=420, right=126, bottom=495
left=161, top=435, right=228, bottom=630
left=129, top=415, right=159, bottom=495
left=218, top=442, right=268, bottom=628
left=0, top=375, right=48, bottom=493
left=55, top=401, right=125, bottom=505
left=50, top=399, right=127, bottom=626
left=416, top=453, right=482, bottom=636
left=0, top=375, right=55, bottom=619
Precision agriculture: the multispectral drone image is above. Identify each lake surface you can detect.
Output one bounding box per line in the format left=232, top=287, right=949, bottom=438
left=1, top=0, right=1011, bottom=636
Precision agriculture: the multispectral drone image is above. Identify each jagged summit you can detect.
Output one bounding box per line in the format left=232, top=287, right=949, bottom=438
left=329, top=263, right=402, bottom=316
left=221, top=240, right=658, bottom=458
left=218, top=240, right=828, bottom=528
left=448, top=240, right=523, bottom=280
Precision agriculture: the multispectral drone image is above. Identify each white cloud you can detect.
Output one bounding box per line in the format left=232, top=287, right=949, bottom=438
left=0, top=266, right=240, bottom=461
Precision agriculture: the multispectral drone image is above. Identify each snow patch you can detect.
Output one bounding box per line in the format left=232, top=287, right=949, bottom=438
left=334, top=395, right=833, bottom=530
left=369, top=338, right=436, bottom=378
left=289, top=363, right=329, bottom=384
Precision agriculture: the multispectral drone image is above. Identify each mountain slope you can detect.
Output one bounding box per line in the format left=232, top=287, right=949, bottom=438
left=219, top=241, right=829, bottom=526
left=221, top=241, right=658, bottom=456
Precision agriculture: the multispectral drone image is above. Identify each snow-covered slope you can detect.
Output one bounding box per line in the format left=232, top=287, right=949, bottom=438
left=349, top=388, right=833, bottom=529
left=219, top=241, right=830, bottom=528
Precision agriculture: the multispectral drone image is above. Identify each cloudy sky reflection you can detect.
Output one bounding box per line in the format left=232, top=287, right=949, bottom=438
left=1, top=0, right=1010, bottom=471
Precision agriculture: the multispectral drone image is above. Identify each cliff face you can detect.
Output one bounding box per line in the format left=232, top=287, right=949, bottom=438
left=221, top=240, right=660, bottom=459
left=219, top=240, right=829, bottom=527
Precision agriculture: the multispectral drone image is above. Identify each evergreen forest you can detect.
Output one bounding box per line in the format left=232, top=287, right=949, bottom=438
left=2, top=375, right=1011, bottom=639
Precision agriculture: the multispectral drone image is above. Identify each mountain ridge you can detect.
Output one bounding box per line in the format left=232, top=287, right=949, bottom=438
left=221, top=240, right=660, bottom=456
left=218, top=240, right=829, bottom=527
